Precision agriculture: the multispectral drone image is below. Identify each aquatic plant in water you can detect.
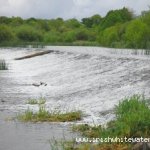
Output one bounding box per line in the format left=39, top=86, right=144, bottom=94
left=0, top=59, right=8, bottom=70
left=18, top=104, right=82, bottom=122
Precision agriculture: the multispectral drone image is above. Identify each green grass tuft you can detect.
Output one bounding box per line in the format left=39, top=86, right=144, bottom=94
left=18, top=105, right=82, bottom=122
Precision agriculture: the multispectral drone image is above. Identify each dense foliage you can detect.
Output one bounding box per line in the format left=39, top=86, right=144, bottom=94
left=0, top=7, right=150, bottom=49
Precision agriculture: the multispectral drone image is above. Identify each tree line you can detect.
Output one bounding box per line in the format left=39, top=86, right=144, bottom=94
left=0, top=7, right=150, bottom=49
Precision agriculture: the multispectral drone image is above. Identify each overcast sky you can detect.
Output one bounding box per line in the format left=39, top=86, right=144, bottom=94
left=0, top=0, right=149, bottom=20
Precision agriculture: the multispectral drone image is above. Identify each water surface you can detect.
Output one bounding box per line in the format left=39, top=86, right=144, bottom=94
left=0, top=46, right=150, bottom=150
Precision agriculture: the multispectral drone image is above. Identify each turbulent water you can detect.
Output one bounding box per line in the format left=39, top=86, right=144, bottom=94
left=0, top=46, right=150, bottom=150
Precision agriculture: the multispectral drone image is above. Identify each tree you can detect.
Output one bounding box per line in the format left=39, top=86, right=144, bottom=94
left=0, top=16, right=12, bottom=24
left=17, top=25, right=43, bottom=42
left=0, top=25, right=13, bottom=42
left=10, top=17, right=24, bottom=26
left=125, top=19, right=150, bottom=48
left=82, top=14, right=101, bottom=28
left=98, top=26, right=119, bottom=47
left=65, top=19, right=81, bottom=29
left=100, top=7, right=134, bottom=29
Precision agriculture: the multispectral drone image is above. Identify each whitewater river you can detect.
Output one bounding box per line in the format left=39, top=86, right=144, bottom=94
left=0, top=46, right=150, bottom=150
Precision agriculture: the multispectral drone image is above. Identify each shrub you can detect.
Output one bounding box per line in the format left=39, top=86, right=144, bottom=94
left=16, top=25, right=43, bottom=42
left=74, top=95, right=150, bottom=138
left=0, top=25, right=13, bottom=42
left=62, top=31, right=76, bottom=42
left=43, top=31, right=62, bottom=43
left=124, top=19, right=150, bottom=49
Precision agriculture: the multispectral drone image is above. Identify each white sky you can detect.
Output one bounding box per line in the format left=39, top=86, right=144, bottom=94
left=0, top=0, right=149, bottom=19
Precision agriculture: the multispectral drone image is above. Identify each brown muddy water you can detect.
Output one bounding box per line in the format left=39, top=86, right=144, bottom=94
left=0, top=46, right=150, bottom=150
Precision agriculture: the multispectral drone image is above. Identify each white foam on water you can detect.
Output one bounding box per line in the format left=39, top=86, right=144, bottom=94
left=0, top=46, right=150, bottom=124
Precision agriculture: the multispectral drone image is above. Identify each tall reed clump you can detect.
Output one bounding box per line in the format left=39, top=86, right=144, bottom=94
left=0, top=59, right=8, bottom=70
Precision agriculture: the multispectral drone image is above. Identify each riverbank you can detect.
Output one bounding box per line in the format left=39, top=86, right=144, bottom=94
left=1, top=8, right=150, bottom=49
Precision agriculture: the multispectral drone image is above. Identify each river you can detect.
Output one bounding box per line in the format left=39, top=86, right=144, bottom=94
left=0, top=46, right=150, bottom=150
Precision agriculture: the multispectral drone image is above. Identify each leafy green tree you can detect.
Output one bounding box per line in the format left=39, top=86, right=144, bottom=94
left=98, top=26, right=119, bottom=47
left=141, top=10, right=150, bottom=26
left=62, top=31, right=76, bottom=42
left=65, top=19, right=81, bottom=29
left=10, top=17, right=24, bottom=26
left=0, top=16, right=12, bottom=24
left=0, top=25, right=13, bottom=42
left=82, top=14, right=101, bottom=28
left=100, top=7, right=134, bottom=29
left=125, top=19, right=150, bottom=48
left=75, top=28, right=89, bottom=41
left=44, top=31, right=62, bottom=43
left=16, top=25, right=43, bottom=42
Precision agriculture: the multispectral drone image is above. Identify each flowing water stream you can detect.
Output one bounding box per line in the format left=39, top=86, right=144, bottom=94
left=0, top=46, right=150, bottom=150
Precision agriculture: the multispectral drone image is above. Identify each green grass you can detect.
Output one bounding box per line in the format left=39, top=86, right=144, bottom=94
left=17, top=95, right=150, bottom=149
left=26, top=97, right=46, bottom=105
left=0, top=59, right=8, bottom=70
left=70, top=95, right=150, bottom=150
left=74, top=95, right=150, bottom=138
left=18, top=105, right=82, bottom=122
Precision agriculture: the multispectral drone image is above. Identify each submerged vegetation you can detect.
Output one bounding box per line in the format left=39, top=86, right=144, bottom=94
left=0, top=7, right=150, bottom=49
left=0, top=59, right=8, bottom=70
left=26, top=97, right=46, bottom=105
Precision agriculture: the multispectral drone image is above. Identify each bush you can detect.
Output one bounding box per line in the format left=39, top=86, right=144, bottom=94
left=114, top=95, right=150, bottom=137
left=98, top=26, right=119, bottom=47
left=74, top=95, right=150, bottom=139
left=0, top=25, right=13, bottom=42
left=43, top=31, right=62, bottom=43
left=124, top=19, right=150, bottom=49
left=62, top=31, right=76, bottom=42
left=16, top=25, right=43, bottom=42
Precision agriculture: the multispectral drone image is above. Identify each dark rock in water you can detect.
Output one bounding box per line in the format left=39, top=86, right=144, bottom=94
left=40, top=82, right=47, bottom=86
left=32, top=83, right=41, bottom=87
left=132, top=142, right=150, bottom=150
left=1, top=99, right=5, bottom=103
left=32, top=82, right=47, bottom=87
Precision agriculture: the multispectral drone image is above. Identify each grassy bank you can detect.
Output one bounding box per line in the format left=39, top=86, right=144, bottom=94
left=74, top=95, right=150, bottom=138
left=63, top=95, right=150, bottom=150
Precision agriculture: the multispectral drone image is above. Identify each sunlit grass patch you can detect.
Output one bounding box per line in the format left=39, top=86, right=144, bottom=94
left=18, top=105, right=82, bottom=122
left=0, top=59, right=8, bottom=70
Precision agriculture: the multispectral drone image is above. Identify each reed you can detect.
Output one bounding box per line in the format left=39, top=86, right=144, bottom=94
left=0, top=59, right=8, bottom=70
